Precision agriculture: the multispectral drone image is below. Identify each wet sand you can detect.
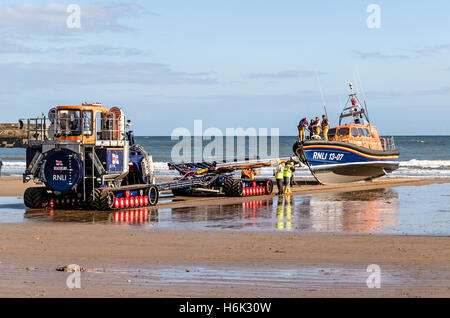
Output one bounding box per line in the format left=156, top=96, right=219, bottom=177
left=0, top=224, right=449, bottom=297
left=1, top=176, right=448, bottom=209
left=0, top=177, right=449, bottom=297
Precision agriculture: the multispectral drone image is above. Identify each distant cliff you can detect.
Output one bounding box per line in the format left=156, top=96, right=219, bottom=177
left=0, top=123, right=48, bottom=148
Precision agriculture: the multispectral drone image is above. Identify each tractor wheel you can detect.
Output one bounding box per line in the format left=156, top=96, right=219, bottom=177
left=223, top=178, right=243, bottom=197
left=99, top=191, right=115, bottom=210
left=147, top=185, right=159, bottom=206
left=24, top=187, right=47, bottom=209
left=90, top=189, right=114, bottom=210
left=265, top=179, right=274, bottom=195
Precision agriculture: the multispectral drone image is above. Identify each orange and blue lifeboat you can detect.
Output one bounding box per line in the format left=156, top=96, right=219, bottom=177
left=293, top=84, right=400, bottom=184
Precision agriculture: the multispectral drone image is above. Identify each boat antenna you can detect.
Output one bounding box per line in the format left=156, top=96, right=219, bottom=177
left=356, top=68, right=366, bottom=102
left=355, top=68, right=371, bottom=123
left=315, top=71, right=328, bottom=119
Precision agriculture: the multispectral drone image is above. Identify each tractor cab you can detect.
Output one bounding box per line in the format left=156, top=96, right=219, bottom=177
left=51, top=104, right=127, bottom=146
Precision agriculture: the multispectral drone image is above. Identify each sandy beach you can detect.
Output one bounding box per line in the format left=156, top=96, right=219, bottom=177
left=0, top=177, right=449, bottom=298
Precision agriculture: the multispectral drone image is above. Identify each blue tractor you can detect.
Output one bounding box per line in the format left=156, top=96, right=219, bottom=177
left=22, top=104, right=159, bottom=210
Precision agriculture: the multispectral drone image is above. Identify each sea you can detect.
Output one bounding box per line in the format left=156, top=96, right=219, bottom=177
left=1, top=136, right=449, bottom=180
left=0, top=136, right=449, bottom=235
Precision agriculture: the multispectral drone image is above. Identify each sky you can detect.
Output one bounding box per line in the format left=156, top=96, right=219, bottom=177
left=0, top=0, right=449, bottom=135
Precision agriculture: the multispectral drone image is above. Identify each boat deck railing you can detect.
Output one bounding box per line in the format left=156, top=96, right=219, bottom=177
left=382, top=136, right=396, bottom=151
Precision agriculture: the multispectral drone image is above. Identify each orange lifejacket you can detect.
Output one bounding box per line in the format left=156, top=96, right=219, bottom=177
left=241, top=169, right=257, bottom=179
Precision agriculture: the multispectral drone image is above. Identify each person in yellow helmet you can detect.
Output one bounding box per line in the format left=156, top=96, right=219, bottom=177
left=273, top=160, right=284, bottom=195
left=283, top=161, right=295, bottom=194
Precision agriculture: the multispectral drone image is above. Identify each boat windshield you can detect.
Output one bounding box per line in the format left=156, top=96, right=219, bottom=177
left=328, top=128, right=336, bottom=138
left=337, top=127, right=349, bottom=136
left=358, top=128, right=364, bottom=137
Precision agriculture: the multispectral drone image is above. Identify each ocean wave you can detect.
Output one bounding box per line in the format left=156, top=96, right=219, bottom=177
left=399, top=159, right=450, bottom=169
left=1, top=161, right=26, bottom=172
left=1, top=161, right=26, bottom=167
left=2, top=160, right=450, bottom=179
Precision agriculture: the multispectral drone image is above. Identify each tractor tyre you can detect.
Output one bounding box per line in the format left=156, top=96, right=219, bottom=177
left=223, top=178, right=243, bottom=197
left=265, top=179, right=274, bottom=195
left=24, top=187, right=47, bottom=209
left=147, top=185, right=159, bottom=206
left=89, top=189, right=114, bottom=210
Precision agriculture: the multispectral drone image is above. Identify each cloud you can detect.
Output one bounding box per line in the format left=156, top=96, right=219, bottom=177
left=168, top=90, right=338, bottom=107
left=249, top=70, right=325, bottom=79
left=0, top=40, right=151, bottom=56
left=0, top=62, right=217, bottom=94
left=0, top=3, right=148, bottom=38
left=0, top=3, right=152, bottom=56
left=413, top=43, right=450, bottom=57
left=354, top=43, right=450, bottom=60
left=353, top=50, right=411, bottom=60
left=414, top=86, right=450, bottom=96
left=47, top=44, right=151, bottom=56
left=0, top=39, right=41, bottom=54
left=68, top=45, right=150, bottom=56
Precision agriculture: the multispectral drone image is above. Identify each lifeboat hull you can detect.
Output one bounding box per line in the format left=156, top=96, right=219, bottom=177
left=293, top=140, right=400, bottom=185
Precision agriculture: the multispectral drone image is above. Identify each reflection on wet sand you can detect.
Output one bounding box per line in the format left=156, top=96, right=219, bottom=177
left=111, top=209, right=157, bottom=225
left=24, top=208, right=155, bottom=225
left=166, top=200, right=273, bottom=229
left=21, top=188, right=400, bottom=233
left=276, top=195, right=293, bottom=231
left=297, top=189, right=399, bottom=233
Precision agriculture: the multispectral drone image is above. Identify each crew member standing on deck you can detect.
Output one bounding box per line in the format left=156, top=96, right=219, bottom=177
left=312, top=117, right=321, bottom=138
left=273, top=160, right=284, bottom=195
left=308, top=119, right=315, bottom=139
left=321, top=115, right=329, bottom=140
left=297, top=117, right=308, bottom=142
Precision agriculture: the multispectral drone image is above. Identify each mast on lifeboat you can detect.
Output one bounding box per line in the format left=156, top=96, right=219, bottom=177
left=338, top=83, right=370, bottom=126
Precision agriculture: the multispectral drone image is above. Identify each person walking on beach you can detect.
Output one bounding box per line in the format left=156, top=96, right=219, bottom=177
left=297, top=117, right=308, bottom=142
left=321, top=115, right=329, bottom=140
left=273, top=160, right=284, bottom=195
left=0, top=158, right=2, bottom=177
